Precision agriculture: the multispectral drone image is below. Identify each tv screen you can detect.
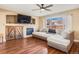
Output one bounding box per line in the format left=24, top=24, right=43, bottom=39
left=17, top=14, right=31, bottom=24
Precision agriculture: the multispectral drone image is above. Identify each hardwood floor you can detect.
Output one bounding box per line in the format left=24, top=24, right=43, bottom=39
left=0, top=37, right=79, bottom=54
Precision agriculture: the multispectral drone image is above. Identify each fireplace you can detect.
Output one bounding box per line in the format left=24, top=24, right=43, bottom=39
left=26, top=28, right=34, bottom=35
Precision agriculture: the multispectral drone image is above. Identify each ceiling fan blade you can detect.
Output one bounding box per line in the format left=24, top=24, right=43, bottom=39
left=45, top=4, right=53, bottom=8
left=41, top=4, right=44, bottom=7
left=45, top=9, right=51, bottom=11
left=32, top=9, right=40, bottom=11
left=36, top=4, right=41, bottom=8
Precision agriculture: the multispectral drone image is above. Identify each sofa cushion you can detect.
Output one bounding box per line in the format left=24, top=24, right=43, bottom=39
left=56, top=29, right=63, bottom=34
left=47, top=35, right=70, bottom=47
left=48, top=29, right=56, bottom=33
left=60, top=30, right=70, bottom=39
left=33, top=32, right=54, bottom=38
left=33, top=32, right=47, bottom=38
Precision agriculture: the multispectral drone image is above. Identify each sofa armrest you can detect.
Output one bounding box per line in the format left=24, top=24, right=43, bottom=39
left=66, top=31, right=74, bottom=52
left=69, top=32, right=74, bottom=42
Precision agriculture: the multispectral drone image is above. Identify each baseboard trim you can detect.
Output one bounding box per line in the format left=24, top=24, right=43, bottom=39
left=74, top=40, right=79, bottom=42
left=24, top=35, right=32, bottom=38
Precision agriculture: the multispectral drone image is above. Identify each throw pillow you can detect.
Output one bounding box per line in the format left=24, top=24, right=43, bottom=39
left=61, top=30, right=70, bottom=39
left=56, top=29, right=63, bottom=34
left=48, top=29, right=56, bottom=34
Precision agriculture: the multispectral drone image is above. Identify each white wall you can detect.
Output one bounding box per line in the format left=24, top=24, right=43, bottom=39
left=0, top=14, right=6, bottom=42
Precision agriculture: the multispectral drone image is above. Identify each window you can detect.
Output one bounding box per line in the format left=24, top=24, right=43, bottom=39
left=47, top=17, right=64, bottom=29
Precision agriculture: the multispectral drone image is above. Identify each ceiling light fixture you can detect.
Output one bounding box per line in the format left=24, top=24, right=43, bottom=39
left=32, top=4, right=53, bottom=11
left=41, top=9, right=45, bottom=11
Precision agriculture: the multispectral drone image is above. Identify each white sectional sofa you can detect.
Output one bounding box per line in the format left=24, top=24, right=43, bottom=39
left=32, top=30, right=74, bottom=53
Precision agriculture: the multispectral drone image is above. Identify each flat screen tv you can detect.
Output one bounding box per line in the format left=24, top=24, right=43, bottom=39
left=17, top=14, right=31, bottom=24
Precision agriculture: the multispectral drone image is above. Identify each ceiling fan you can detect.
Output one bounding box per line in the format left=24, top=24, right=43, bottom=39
left=32, top=4, right=53, bottom=11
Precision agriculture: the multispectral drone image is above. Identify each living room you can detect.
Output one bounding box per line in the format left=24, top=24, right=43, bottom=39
left=0, top=4, right=79, bottom=54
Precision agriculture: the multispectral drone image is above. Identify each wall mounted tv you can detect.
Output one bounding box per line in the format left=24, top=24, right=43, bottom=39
left=17, top=14, right=31, bottom=24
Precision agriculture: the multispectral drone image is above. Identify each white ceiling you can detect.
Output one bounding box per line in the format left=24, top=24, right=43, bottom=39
left=0, top=4, right=79, bottom=16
